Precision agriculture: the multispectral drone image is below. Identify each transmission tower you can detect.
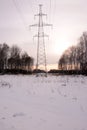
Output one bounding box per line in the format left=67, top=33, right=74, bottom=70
left=30, top=4, right=52, bottom=76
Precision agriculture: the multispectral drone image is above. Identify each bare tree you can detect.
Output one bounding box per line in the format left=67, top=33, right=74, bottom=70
left=58, top=31, right=87, bottom=71
left=0, top=43, right=9, bottom=70
left=21, top=52, right=34, bottom=71
left=8, top=45, right=21, bottom=69
left=78, top=32, right=87, bottom=70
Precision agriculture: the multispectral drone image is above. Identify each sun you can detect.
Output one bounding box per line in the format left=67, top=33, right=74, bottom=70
left=53, top=37, right=71, bottom=55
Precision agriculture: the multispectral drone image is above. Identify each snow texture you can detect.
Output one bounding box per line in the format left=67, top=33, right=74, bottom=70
left=0, top=75, right=87, bottom=130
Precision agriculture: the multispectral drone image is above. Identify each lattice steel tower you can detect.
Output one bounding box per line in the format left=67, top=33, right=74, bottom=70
left=30, top=4, right=52, bottom=76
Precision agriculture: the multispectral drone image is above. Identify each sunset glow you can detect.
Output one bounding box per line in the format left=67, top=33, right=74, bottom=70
left=54, top=37, right=71, bottom=55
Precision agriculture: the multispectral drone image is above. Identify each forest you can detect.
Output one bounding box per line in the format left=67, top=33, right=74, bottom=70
left=49, top=32, right=87, bottom=75
left=0, top=43, right=34, bottom=74
left=58, top=32, right=87, bottom=71
left=0, top=31, right=87, bottom=75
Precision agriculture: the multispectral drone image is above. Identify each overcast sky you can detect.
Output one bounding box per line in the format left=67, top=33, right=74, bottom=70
left=0, top=0, right=87, bottom=69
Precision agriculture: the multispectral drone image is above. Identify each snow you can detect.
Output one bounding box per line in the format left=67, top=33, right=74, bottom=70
left=0, top=75, right=87, bottom=130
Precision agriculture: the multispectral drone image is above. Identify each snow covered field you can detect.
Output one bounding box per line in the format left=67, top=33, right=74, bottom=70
left=0, top=74, right=87, bottom=130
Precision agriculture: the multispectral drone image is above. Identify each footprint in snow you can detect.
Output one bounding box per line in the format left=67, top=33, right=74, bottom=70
left=40, top=118, right=47, bottom=123
left=62, top=83, right=66, bottom=86
left=13, top=112, right=25, bottom=117
left=1, top=117, right=6, bottom=120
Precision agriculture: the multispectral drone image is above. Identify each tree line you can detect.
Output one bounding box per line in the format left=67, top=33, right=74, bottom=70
left=0, top=43, right=34, bottom=74
left=58, top=32, right=87, bottom=71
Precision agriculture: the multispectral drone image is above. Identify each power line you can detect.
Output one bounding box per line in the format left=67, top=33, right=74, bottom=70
left=27, top=0, right=39, bottom=16
left=12, top=0, right=27, bottom=30
left=50, top=0, right=51, bottom=12
left=48, top=0, right=53, bottom=20
left=27, top=0, right=34, bottom=15
left=30, top=4, right=52, bottom=77
left=53, top=0, right=56, bottom=22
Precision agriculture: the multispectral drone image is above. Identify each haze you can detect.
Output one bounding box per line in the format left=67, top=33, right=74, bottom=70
left=0, top=0, right=87, bottom=69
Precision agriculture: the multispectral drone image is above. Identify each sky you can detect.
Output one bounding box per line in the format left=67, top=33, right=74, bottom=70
left=0, top=0, right=87, bottom=70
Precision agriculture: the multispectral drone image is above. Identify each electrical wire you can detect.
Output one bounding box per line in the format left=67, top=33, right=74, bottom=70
left=27, top=0, right=39, bottom=16
left=27, top=0, right=34, bottom=15
left=53, top=0, right=56, bottom=23
left=12, top=0, right=27, bottom=30
left=50, top=0, right=51, bottom=13
left=49, top=0, right=52, bottom=23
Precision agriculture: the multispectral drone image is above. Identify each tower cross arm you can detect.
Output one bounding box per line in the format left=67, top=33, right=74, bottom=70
left=43, top=23, right=53, bottom=27
left=29, top=4, right=52, bottom=76
left=34, top=13, right=47, bottom=17
left=33, top=33, right=49, bottom=38
left=43, top=34, right=49, bottom=37
left=29, top=24, right=38, bottom=28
